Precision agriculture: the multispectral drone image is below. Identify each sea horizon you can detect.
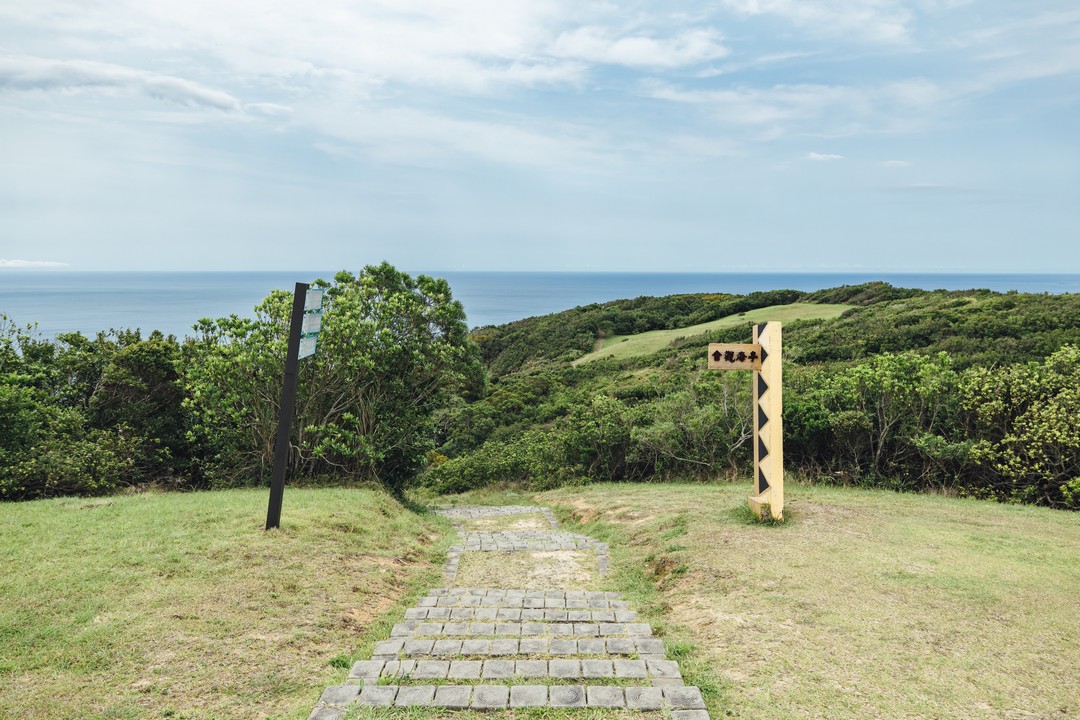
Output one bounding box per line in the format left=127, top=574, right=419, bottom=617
left=2, top=269, right=1079, bottom=340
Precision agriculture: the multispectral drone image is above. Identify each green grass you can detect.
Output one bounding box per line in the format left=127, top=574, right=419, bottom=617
left=441, top=482, right=1080, bottom=720
left=572, top=303, right=852, bottom=365
left=0, top=487, right=452, bottom=720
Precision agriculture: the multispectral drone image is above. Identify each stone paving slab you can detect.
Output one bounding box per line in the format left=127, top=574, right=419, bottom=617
left=510, top=685, right=549, bottom=707
left=395, top=685, right=435, bottom=707
left=472, top=685, right=510, bottom=709
left=587, top=686, right=626, bottom=707
left=549, top=685, right=587, bottom=708
left=356, top=685, right=397, bottom=707
left=434, top=685, right=472, bottom=709
left=626, top=686, right=665, bottom=710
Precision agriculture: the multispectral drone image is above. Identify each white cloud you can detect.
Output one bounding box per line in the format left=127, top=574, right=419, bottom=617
left=697, top=51, right=819, bottom=78
left=0, top=258, right=70, bottom=268
left=245, top=102, right=293, bottom=116
left=646, top=81, right=858, bottom=126
left=717, top=0, right=914, bottom=44
left=551, top=27, right=729, bottom=69
left=807, top=152, right=843, bottom=160
left=645, top=78, right=953, bottom=138
left=0, top=55, right=241, bottom=111
left=297, top=103, right=613, bottom=173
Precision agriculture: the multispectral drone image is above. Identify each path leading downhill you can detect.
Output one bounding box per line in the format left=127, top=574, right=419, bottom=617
left=308, top=505, right=711, bottom=719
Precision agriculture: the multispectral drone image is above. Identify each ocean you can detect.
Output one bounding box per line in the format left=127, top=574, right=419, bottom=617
left=1, top=270, right=1079, bottom=340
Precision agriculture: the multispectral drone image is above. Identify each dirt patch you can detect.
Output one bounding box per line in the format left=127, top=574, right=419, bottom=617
left=457, top=513, right=550, bottom=532
left=453, top=550, right=599, bottom=590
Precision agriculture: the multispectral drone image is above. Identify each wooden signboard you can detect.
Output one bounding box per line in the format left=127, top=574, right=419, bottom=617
left=707, top=343, right=763, bottom=371
left=707, top=322, right=784, bottom=521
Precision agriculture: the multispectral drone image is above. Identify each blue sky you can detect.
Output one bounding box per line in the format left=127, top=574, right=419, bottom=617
left=1, top=0, right=1078, bottom=272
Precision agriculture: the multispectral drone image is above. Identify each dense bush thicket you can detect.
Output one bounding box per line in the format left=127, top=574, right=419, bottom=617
left=427, top=284, right=1080, bottom=509
left=0, top=264, right=479, bottom=499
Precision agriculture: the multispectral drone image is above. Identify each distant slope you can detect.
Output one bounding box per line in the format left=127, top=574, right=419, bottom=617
left=572, top=303, right=853, bottom=365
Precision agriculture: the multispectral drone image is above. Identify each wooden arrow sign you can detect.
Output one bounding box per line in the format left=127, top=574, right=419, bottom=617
left=706, top=324, right=784, bottom=521
left=707, top=343, right=763, bottom=371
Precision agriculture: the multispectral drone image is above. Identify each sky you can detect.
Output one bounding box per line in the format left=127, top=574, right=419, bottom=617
left=1, top=0, right=1078, bottom=272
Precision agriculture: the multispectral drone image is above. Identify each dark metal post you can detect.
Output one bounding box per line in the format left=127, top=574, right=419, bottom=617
left=266, top=282, right=308, bottom=530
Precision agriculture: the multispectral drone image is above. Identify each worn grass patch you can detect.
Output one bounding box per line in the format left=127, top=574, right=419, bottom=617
left=572, top=303, right=852, bottom=365
left=453, top=551, right=599, bottom=590
left=0, top=487, right=451, bottom=720
left=531, top=482, right=1080, bottom=720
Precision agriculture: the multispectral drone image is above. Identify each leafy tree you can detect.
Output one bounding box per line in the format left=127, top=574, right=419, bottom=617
left=90, top=335, right=191, bottom=480
left=963, top=345, right=1080, bottom=508
left=805, top=352, right=965, bottom=488
left=183, top=263, right=482, bottom=492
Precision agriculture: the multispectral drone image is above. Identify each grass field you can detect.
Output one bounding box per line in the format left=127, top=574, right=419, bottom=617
left=438, top=483, right=1080, bottom=720
left=6, top=482, right=1078, bottom=720
left=571, top=303, right=852, bottom=365
left=0, top=487, right=451, bottom=720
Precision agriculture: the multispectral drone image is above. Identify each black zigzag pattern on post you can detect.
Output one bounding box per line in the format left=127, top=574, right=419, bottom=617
left=757, top=374, right=768, bottom=399
left=759, top=468, right=770, bottom=492
left=758, top=408, right=769, bottom=431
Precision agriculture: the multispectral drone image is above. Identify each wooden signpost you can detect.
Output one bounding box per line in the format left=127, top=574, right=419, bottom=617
left=265, top=283, right=325, bottom=531
left=708, top=322, right=784, bottom=521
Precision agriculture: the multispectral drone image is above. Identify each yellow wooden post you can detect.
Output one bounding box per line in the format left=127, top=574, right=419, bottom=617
left=750, top=322, right=783, bottom=520
left=707, top=321, right=784, bottom=521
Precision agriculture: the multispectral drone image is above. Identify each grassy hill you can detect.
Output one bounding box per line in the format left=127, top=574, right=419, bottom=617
left=573, top=302, right=852, bottom=365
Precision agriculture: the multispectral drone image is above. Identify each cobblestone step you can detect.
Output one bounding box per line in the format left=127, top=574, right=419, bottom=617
left=407, top=608, right=638, bottom=622
left=310, top=683, right=706, bottom=716
left=373, top=635, right=665, bottom=659
left=423, top=587, right=630, bottom=606
left=348, top=658, right=683, bottom=684
left=388, top=620, right=654, bottom=638
left=373, top=637, right=662, bottom=660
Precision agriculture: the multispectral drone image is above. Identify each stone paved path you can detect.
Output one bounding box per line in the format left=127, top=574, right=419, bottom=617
left=309, top=505, right=711, bottom=720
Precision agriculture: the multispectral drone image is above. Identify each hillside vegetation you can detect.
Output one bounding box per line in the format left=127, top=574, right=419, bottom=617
left=430, top=283, right=1080, bottom=509
left=573, top=303, right=852, bottom=365
left=4, top=274, right=1080, bottom=510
